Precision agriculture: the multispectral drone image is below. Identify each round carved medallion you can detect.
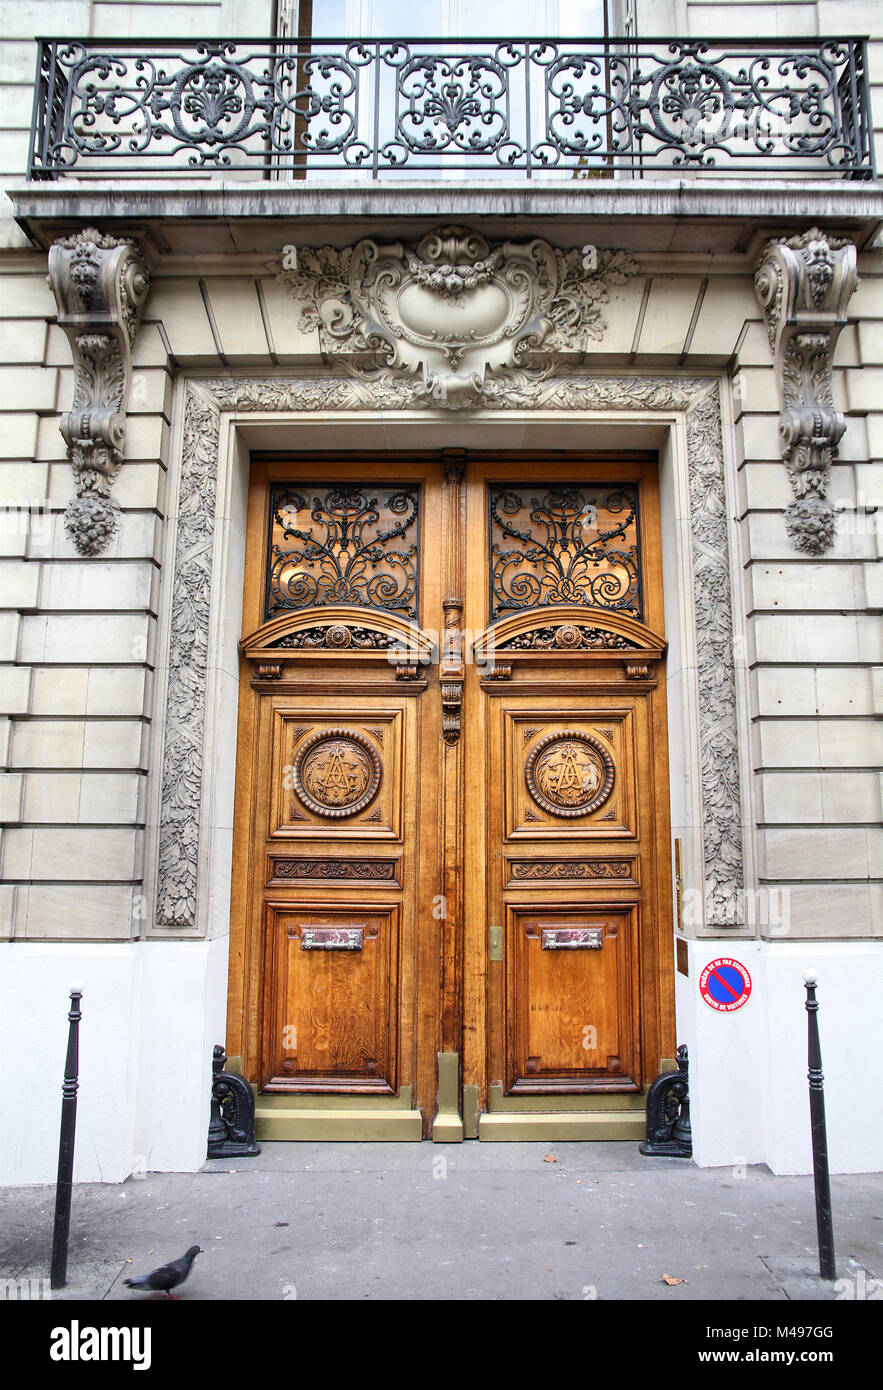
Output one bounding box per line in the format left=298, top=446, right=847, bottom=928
left=292, top=728, right=382, bottom=819
left=525, top=730, right=615, bottom=818
left=553, top=623, right=582, bottom=649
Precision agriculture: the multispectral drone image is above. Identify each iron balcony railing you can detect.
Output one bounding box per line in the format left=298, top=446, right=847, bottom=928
left=27, top=35, right=875, bottom=181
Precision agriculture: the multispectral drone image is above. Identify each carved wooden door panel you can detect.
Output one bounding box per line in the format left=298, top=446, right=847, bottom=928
left=229, top=459, right=446, bottom=1134
left=463, top=457, right=676, bottom=1135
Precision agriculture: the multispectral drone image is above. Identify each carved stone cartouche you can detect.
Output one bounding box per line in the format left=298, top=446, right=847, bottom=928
left=276, top=226, right=636, bottom=408
left=47, top=228, right=149, bottom=556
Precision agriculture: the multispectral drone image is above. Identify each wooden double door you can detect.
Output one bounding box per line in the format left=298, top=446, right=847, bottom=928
left=228, top=453, right=675, bottom=1139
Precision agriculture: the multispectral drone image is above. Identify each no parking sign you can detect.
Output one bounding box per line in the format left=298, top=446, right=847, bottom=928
left=699, top=957, right=752, bottom=1012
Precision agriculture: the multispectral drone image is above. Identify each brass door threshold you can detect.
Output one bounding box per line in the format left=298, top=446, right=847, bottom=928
left=479, top=1083, right=646, bottom=1140
left=255, top=1084, right=423, bottom=1141
left=479, top=1112, right=645, bottom=1141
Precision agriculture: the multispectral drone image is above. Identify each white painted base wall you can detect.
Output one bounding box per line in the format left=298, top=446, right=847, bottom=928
left=676, top=940, right=883, bottom=1175
left=2, top=936, right=880, bottom=1182
left=0, top=938, right=229, bottom=1185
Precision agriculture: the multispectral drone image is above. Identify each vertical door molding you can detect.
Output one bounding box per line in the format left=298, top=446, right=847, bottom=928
left=435, top=455, right=467, bottom=1129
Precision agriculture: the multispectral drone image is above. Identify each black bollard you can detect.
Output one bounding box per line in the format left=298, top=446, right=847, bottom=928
left=803, top=973, right=835, bottom=1281
left=50, top=985, right=83, bottom=1290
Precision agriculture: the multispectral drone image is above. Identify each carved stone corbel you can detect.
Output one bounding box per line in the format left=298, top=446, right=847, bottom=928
left=754, top=227, right=857, bottom=555
left=47, top=227, right=150, bottom=555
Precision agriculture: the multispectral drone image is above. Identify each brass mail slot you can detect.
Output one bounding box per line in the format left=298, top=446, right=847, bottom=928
left=541, top=926, right=603, bottom=950
left=300, top=926, right=364, bottom=951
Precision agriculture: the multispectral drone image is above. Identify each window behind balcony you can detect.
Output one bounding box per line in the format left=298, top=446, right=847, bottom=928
left=276, top=0, right=610, bottom=179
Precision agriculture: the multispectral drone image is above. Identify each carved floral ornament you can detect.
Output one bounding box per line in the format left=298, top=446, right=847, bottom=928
left=754, top=227, right=858, bottom=556
left=276, top=226, right=636, bottom=407
left=525, top=730, right=615, bottom=819
left=47, top=228, right=150, bottom=555
left=291, top=728, right=383, bottom=819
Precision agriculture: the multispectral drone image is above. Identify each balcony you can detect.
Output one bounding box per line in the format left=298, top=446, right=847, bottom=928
left=27, top=35, right=876, bottom=183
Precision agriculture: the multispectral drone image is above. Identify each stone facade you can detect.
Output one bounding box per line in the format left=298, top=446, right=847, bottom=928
left=0, top=0, right=881, bottom=1181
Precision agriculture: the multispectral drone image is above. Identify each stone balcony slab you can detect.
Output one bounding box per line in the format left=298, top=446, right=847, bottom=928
left=8, top=180, right=883, bottom=256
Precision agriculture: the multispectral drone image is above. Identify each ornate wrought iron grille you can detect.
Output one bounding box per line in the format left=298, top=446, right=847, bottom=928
left=489, top=484, right=642, bottom=621
left=266, top=484, right=420, bottom=620
left=28, top=36, right=874, bottom=179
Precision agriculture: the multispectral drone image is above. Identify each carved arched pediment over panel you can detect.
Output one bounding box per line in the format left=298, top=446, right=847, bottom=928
left=474, top=606, right=666, bottom=667
left=240, top=606, right=435, bottom=688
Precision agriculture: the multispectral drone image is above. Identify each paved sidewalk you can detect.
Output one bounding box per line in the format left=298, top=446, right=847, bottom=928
left=2, top=1142, right=881, bottom=1302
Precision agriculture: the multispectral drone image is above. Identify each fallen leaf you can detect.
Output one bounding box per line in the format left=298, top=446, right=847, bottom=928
left=544, top=1153, right=558, bottom=1163
left=661, top=1273, right=688, bottom=1286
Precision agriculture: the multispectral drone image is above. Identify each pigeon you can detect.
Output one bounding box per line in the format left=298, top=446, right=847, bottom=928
left=123, top=1245, right=202, bottom=1298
